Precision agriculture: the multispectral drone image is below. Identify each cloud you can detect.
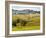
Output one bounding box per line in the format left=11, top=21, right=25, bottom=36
left=12, top=5, right=40, bottom=11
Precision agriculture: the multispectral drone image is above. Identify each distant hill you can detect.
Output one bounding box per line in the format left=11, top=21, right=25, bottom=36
left=12, top=9, right=40, bottom=15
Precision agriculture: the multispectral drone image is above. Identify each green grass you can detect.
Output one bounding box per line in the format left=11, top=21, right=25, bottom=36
left=12, top=14, right=40, bottom=31
left=12, top=25, right=40, bottom=31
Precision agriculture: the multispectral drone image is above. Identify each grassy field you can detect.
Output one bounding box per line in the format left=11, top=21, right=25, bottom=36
left=12, top=14, right=40, bottom=31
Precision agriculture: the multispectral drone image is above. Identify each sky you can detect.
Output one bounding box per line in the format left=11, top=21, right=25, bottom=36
left=12, top=5, right=40, bottom=11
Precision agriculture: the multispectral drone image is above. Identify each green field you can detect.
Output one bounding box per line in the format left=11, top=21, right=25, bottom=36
left=12, top=14, right=40, bottom=31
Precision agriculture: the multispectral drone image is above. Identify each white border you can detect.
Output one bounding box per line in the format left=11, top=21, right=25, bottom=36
left=9, top=4, right=43, bottom=34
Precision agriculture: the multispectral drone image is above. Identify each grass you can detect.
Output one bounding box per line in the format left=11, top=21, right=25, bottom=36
left=12, top=14, right=40, bottom=31
left=12, top=25, right=40, bottom=31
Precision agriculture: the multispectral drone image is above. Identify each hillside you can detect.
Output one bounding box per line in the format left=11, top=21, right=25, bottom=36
left=12, top=9, right=40, bottom=15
